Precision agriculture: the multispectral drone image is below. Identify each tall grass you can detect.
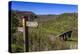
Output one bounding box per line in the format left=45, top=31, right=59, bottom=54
left=11, top=13, right=78, bottom=52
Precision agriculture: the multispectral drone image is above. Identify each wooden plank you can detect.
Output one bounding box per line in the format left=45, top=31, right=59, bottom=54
left=26, top=21, right=38, bottom=27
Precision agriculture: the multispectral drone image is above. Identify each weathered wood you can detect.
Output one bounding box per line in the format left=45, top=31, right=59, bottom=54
left=22, top=16, right=29, bottom=52
left=26, top=21, right=38, bottom=27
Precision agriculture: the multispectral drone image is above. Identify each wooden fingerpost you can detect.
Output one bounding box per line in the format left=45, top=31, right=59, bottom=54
left=22, top=16, right=29, bottom=52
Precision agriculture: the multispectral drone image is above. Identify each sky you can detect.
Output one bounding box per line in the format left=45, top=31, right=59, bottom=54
left=9, top=1, right=78, bottom=15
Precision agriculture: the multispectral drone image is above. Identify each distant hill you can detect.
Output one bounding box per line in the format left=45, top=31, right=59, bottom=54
left=32, top=12, right=78, bottom=36
left=34, top=13, right=78, bottom=22
left=34, top=15, right=58, bottom=22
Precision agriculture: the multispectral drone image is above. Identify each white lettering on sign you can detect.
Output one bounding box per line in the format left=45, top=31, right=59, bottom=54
left=26, top=21, right=38, bottom=27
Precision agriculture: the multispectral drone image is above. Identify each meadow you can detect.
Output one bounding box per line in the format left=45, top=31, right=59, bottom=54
left=11, top=11, right=78, bottom=52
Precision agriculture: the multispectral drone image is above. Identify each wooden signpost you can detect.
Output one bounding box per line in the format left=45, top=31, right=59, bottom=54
left=21, top=16, right=38, bottom=52
left=22, top=16, right=29, bottom=52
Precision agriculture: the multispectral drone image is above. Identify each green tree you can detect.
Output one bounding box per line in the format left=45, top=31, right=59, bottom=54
left=11, top=11, right=19, bottom=33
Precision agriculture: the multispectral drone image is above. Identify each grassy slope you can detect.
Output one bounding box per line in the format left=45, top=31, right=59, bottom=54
left=29, top=13, right=78, bottom=51
left=11, top=13, right=78, bottom=52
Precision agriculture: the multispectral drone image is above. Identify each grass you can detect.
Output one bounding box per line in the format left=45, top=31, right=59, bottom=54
left=11, top=13, right=78, bottom=52
left=28, top=13, right=78, bottom=51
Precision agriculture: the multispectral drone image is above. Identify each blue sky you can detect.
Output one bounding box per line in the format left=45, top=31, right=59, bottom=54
left=10, top=1, right=78, bottom=15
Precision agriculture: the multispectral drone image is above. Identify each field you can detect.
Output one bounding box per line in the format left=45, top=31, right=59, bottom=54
left=11, top=11, right=78, bottom=52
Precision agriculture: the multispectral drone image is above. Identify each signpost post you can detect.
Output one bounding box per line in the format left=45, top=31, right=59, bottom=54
left=22, top=16, right=29, bottom=52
